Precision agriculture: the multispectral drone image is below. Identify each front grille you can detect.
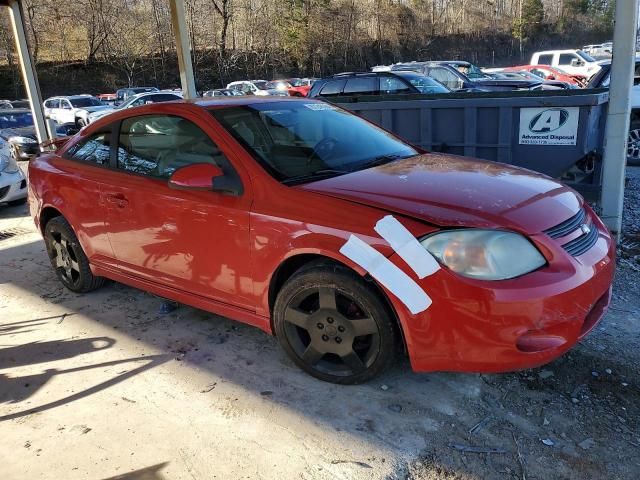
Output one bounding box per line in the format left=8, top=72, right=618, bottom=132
left=543, top=208, right=586, bottom=239
left=543, top=207, right=598, bottom=257
left=0, top=185, right=9, bottom=200
left=562, top=224, right=599, bottom=256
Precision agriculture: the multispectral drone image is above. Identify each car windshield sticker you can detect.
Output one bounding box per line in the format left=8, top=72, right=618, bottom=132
left=374, top=215, right=440, bottom=279
left=340, top=234, right=432, bottom=314
left=303, top=103, right=337, bottom=111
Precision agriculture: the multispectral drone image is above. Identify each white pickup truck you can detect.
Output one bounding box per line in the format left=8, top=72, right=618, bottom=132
left=587, top=57, right=640, bottom=165
left=530, top=49, right=601, bottom=79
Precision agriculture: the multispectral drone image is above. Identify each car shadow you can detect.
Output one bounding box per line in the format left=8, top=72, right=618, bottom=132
left=100, top=462, right=169, bottom=480
left=1, top=238, right=632, bottom=479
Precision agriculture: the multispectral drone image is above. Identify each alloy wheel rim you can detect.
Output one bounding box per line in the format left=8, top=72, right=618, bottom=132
left=283, top=286, right=380, bottom=377
left=48, top=230, right=81, bottom=286
left=627, top=129, right=640, bottom=160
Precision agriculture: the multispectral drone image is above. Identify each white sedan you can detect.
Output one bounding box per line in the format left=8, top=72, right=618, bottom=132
left=0, top=137, right=27, bottom=206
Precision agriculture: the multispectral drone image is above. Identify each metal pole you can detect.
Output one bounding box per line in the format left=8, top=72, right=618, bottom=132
left=6, top=0, right=50, bottom=143
left=169, top=0, right=197, bottom=99
left=600, top=0, right=639, bottom=236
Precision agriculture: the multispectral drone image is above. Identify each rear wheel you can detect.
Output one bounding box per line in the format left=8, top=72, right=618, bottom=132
left=44, top=216, right=105, bottom=293
left=627, top=119, right=640, bottom=166
left=274, top=264, right=396, bottom=384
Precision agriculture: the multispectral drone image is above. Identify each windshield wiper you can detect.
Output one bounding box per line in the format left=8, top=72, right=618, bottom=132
left=355, top=153, right=415, bottom=171
left=282, top=168, right=349, bottom=185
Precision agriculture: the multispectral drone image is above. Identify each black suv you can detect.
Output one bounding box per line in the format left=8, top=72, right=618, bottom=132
left=391, top=61, right=542, bottom=92
left=307, top=71, right=449, bottom=98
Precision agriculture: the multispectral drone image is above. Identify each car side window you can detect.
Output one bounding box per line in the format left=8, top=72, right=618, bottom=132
left=537, top=54, right=553, bottom=65
left=379, top=76, right=412, bottom=94
left=319, top=79, right=346, bottom=96
left=343, top=78, right=377, bottom=95
left=429, top=67, right=458, bottom=89
left=65, top=130, right=111, bottom=165
left=558, top=54, right=576, bottom=65
left=116, top=114, right=229, bottom=179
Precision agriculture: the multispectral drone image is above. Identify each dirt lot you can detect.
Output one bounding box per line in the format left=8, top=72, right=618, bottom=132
left=1, top=167, right=639, bottom=480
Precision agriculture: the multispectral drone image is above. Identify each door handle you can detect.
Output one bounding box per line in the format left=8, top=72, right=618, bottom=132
left=105, top=193, right=129, bottom=208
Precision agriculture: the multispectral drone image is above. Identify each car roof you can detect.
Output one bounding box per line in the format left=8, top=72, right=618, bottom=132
left=191, top=96, right=318, bottom=108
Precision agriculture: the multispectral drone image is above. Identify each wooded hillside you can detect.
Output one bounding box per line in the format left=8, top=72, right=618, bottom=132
left=0, top=0, right=615, bottom=98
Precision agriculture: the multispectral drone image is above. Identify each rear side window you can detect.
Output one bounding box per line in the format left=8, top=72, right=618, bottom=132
left=558, top=54, right=577, bottom=65
left=537, top=54, right=553, bottom=65
left=116, top=114, right=229, bottom=178
left=319, top=79, right=346, bottom=96
left=379, top=76, right=412, bottom=94
left=66, top=131, right=111, bottom=165
left=343, top=78, right=377, bottom=95
left=428, top=67, right=459, bottom=89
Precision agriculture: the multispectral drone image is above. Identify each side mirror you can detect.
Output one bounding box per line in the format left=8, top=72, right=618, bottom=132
left=168, top=163, right=242, bottom=195
left=571, top=59, right=583, bottom=67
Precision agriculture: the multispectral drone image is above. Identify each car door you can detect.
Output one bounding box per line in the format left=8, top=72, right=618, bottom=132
left=556, top=53, right=581, bottom=76
left=44, top=99, right=60, bottom=121
left=58, top=99, right=75, bottom=124
left=55, top=126, right=116, bottom=263
left=101, top=108, right=255, bottom=310
left=427, top=67, right=462, bottom=90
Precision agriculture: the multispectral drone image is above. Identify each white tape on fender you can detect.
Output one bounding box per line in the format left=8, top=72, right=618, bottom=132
left=374, top=215, right=440, bottom=279
left=340, top=235, right=432, bottom=314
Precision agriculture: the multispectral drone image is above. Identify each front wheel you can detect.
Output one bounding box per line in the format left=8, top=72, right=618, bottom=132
left=274, top=264, right=397, bottom=384
left=627, top=119, right=640, bottom=166
left=44, top=216, right=105, bottom=293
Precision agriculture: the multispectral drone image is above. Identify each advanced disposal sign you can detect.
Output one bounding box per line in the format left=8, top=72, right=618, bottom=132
left=519, top=107, right=579, bottom=146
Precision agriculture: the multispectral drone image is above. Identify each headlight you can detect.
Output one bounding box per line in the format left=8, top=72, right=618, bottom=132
left=420, top=230, right=546, bottom=280
left=9, top=136, right=37, bottom=145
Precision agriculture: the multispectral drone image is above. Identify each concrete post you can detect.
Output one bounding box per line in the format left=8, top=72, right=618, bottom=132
left=600, top=0, right=640, bottom=236
left=168, top=0, right=197, bottom=99
left=5, top=0, right=50, bottom=143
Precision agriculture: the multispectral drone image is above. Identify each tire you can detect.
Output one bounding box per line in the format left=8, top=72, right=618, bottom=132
left=274, top=264, right=397, bottom=384
left=627, top=119, right=640, bottom=166
left=7, top=198, right=27, bottom=207
left=44, top=216, right=105, bottom=293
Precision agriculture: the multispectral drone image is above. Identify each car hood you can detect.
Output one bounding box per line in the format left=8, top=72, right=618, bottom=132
left=81, top=105, right=111, bottom=113
left=474, top=78, right=541, bottom=89
left=89, top=107, right=115, bottom=118
left=299, top=154, right=581, bottom=234
left=0, top=126, right=36, bottom=141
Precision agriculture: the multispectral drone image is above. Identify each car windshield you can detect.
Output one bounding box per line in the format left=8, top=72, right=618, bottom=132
left=577, top=50, right=596, bottom=62
left=396, top=73, right=449, bottom=93
left=463, top=63, right=490, bottom=79
left=0, top=111, right=33, bottom=129
left=210, top=102, right=417, bottom=184
left=70, top=97, right=104, bottom=108
left=254, top=81, right=269, bottom=90
left=289, top=79, right=304, bottom=87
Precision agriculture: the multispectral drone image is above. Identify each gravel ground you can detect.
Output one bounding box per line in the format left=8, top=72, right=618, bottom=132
left=0, top=165, right=638, bottom=480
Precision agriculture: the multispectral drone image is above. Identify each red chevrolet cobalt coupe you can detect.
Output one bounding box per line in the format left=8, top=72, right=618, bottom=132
left=29, top=97, right=614, bottom=384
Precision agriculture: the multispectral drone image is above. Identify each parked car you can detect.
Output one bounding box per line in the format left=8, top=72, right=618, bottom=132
left=10, top=99, right=30, bottom=109
left=587, top=56, right=640, bottom=165
left=484, top=69, right=576, bottom=89
left=308, top=71, right=449, bottom=98
left=29, top=97, right=614, bottom=384
left=266, top=80, right=292, bottom=93
left=115, top=87, right=159, bottom=105
left=227, top=80, right=286, bottom=96
left=0, top=100, right=13, bottom=109
left=87, top=91, right=183, bottom=123
left=530, top=50, right=601, bottom=78
left=0, top=108, right=72, bottom=162
left=97, top=93, right=117, bottom=105
left=500, top=65, right=587, bottom=87
left=391, top=61, right=541, bottom=91
left=202, top=89, right=244, bottom=97
left=0, top=108, right=29, bottom=206
left=582, top=44, right=612, bottom=58
left=287, top=78, right=318, bottom=97
left=43, top=95, right=110, bottom=127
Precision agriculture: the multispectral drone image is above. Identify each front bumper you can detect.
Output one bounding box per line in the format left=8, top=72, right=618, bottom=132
left=0, top=169, right=28, bottom=203
left=390, top=214, right=615, bottom=373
